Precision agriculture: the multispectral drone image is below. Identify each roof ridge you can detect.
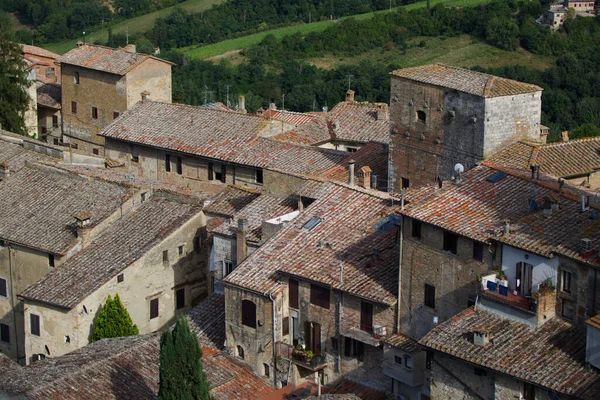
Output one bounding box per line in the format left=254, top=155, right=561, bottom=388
left=542, top=136, right=600, bottom=147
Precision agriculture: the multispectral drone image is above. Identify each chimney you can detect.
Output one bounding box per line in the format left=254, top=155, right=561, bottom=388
left=539, top=125, right=549, bottom=144
left=238, top=96, right=247, bottom=114
left=141, top=91, right=151, bottom=104
left=346, top=89, right=355, bottom=103
left=348, top=159, right=356, bottom=186
left=236, top=218, right=248, bottom=264
left=0, top=162, right=9, bottom=181
left=268, top=103, right=277, bottom=110
left=376, top=105, right=387, bottom=121
left=473, top=328, right=490, bottom=346
left=358, top=166, right=372, bottom=189
left=74, top=212, right=92, bottom=247
left=123, top=44, right=136, bottom=54
left=76, top=41, right=84, bottom=47
left=503, top=220, right=510, bottom=236
left=561, top=131, right=569, bottom=142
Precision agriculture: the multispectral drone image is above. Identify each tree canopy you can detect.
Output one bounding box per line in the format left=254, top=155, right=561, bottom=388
left=0, top=12, right=29, bottom=136
left=92, top=294, right=139, bottom=342
left=158, top=316, right=211, bottom=400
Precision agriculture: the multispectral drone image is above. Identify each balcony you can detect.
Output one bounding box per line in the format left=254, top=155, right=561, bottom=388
left=478, top=274, right=556, bottom=327
left=275, top=341, right=327, bottom=372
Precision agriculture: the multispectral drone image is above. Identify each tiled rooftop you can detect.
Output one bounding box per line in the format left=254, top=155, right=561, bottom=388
left=0, top=132, right=58, bottom=172
left=204, top=185, right=262, bottom=218
left=263, top=109, right=321, bottom=127
left=57, top=44, right=173, bottom=75
left=186, top=292, right=226, bottom=349
left=484, top=137, right=600, bottom=179
left=271, top=118, right=331, bottom=145
left=328, top=102, right=390, bottom=144
left=36, top=82, right=61, bottom=109
left=99, top=101, right=356, bottom=179
left=224, top=183, right=402, bottom=305
left=209, top=192, right=297, bottom=243
left=321, top=142, right=389, bottom=190
left=0, top=163, right=127, bottom=254
left=420, top=308, right=600, bottom=399
left=0, top=332, right=274, bottom=399
left=21, top=197, right=201, bottom=308
left=20, top=44, right=60, bottom=60
left=402, top=164, right=600, bottom=263
left=382, top=333, right=420, bottom=353
left=391, top=64, right=542, bottom=98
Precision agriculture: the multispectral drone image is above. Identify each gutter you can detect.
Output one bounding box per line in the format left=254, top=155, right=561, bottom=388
left=265, top=282, right=281, bottom=389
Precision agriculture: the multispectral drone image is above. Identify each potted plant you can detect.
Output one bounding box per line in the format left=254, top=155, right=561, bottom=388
left=496, top=270, right=508, bottom=286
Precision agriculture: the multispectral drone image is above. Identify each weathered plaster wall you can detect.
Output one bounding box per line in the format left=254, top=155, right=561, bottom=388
left=429, top=353, right=495, bottom=400
left=125, top=59, right=172, bottom=107
left=24, top=72, right=38, bottom=139
left=23, top=208, right=207, bottom=362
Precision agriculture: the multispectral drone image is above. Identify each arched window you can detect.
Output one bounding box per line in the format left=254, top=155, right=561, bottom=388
left=417, top=110, right=427, bottom=123
left=237, top=345, right=245, bottom=359
left=241, top=300, right=257, bottom=328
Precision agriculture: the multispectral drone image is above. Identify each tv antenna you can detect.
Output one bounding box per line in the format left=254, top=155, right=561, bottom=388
left=346, top=74, right=353, bottom=91
left=454, top=163, right=465, bottom=184
left=225, top=85, right=232, bottom=108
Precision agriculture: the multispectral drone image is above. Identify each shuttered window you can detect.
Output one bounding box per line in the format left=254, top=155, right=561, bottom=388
left=30, top=314, right=40, bottom=336
left=241, top=300, right=256, bottom=328
left=289, top=279, right=299, bottom=309
left=150, top=298, right=159, bottom=319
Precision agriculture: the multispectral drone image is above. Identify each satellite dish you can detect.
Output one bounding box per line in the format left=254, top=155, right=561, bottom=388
left=454, top=163, right=465, bottom=174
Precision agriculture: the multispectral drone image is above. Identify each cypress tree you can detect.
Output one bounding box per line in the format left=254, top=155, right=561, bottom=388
left=92, top=294, right=139, bottom=342
left=0, top=12, right=29, bottom=136
left=158, top=316, right=210, bottom=400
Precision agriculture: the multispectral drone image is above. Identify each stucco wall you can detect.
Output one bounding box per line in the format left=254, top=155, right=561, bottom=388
left=500, top=245, right=558, bottom=292
left=23, top=208, right=207, bottom=362
left=125, top=58, right=172, bottom=107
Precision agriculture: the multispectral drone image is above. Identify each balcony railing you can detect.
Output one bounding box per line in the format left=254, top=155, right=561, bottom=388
left=275, top=341, right=327, bottom=371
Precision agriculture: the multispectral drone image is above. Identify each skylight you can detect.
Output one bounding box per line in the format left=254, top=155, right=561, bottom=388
left=373, top=215, right=401, bottom=233
left=486, top=171, right=506, bottom=183
left=302, top=217, right=322, bottom=231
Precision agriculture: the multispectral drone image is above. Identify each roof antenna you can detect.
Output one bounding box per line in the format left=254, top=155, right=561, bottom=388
left=454, top=163, right=464, bottom=184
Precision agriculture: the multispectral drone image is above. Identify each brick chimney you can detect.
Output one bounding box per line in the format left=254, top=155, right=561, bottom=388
left=539, top=125, right=549, bottom=144
left=74, top=211, right=92, bottom=247
left=376, top=105, right=387, bottom=121
left=358, top=166, right=372, bottom=189
left=561, top=131, right=569, bottom=142
left=141, top=91, right=151, bottom=103
left=236, top=218, right=248, bottom=264
left=238, top=96, right=247, bottom=114
left=348, top=159, right=356, bottom=186
left=346, top=90, right=355, bottom=103
left=268, top=103, right=277, bottom=110
left=0, top=162, right=9, bottom=181
left=473, top=328, right=490, bottom=346
left=123, top=44, right=136, bottom=54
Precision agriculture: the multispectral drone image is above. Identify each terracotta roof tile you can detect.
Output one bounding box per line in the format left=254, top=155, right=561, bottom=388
left=186, top=292, right=226, bottom=349
left=20, top=44, right=60, bottom=60
left=263, top=109, right=321, bottom=126
left=328, top=102, right=390, bottom=144
left=391, top=64, right=542, bottom=98
left=204, top=185, right=262, bottom=217
left=0, top=133, right=58, bottom=172
left=420, top=309, right=600, bottom=399
left=271, top=118, right=331, bottom=145
left=224, top=183, right=402, bottom=305
left=36, top=82, right=61, bottom=109
left=20, top=197, right=201, bottom=308
left=57, top=44, right=173, bottom=75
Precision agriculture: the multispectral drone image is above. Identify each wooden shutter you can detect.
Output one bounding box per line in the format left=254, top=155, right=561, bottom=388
left=289, top=279, right=299, bottom=309
left=208, top=162, right=214, bottom=180
left=360, top=302, right=373, bottom=332
left=312, top=323, right=321, bottom=355
left=221, top=165, right=227, bottom=183
left=516, top=262, right=523, bottom=294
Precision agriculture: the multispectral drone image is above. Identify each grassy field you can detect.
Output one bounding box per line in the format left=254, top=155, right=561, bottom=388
left=41, top=0, right=223, bottom=54
left=307, top=35, right=555, bottom=71
left=184, top=0, right=493, bottom=60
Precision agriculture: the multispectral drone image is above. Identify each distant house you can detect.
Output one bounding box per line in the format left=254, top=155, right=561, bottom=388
left=57, top=44, right=173, bottom=155
left=20, top=45, right=60, bottom=84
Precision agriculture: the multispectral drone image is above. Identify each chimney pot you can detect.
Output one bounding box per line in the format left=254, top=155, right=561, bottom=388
left=348, top=159, right=356, bottom=187
left=503, top=221, right=510, bottom=236
left=473, top=329, right=490, bottom=346
left=561, top=131, right=569, bottom=142
left=123, top=44, right=136, bottom=54
left=269, top=103, right=277, bottom=110
left=539, top=125, right=549, bottom=144
left=346, top=90, right=355, bottom=103
left=74, top=212, right=92, bottom=247
left=0, top=162, right=10, bottom=180
left=238, top=96, right=247, bottom=114
left=236, top=217, right=248, bottom=264
left=141, top=91, right=151, bottom=104
left=359, top=166, right=372, bottom=189
left=376, top=106, right=387, bottom=121
left=238, top=217, right=248, bottom=232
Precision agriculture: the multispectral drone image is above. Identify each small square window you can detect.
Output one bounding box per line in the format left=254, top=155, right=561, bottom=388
left=404, top=355, right=413, bottom=369
left=424, top=284, right=435, bottom=309
left=0, top=277, right=7, bottom=298
left=117, top=273, right=124, bottom=283
left=150, top=298, right=159, bottom=319
left=176, top=288, right=185, bottom=310
left=412, top=220, right=422, bottom=239
left=92, top=148, right=99, bottom=155
left=443, top=231, right=458, bottom=254
left=113, top=111, right=120, bottom=119
left=401, top=177, right=410, bottom=189
left=394, top=355, right=402, bottom=365
left=30, top=314, right=40, bottom=336
left=0, top=323, right=9, bottom=343
left=178, top=245, right=185, bottom=257
left=92, top=107, right=98, bottom=120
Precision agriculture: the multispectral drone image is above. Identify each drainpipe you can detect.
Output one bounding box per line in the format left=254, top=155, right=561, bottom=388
left=395, top=192, right=404, bottom=333
left=336, top=291, right=343, bottom=373
left=266, top=284, right=280, bottom=389
left=7, top=243, right=20, bottom=362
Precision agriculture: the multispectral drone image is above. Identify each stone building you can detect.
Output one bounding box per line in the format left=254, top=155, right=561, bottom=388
left=388, top=64, right=543, bottom=190
left=0, top=146, right=133, bottom=363
left=19, top=196, right=207, bottom=362
left=222, top=181, right=413, bottom=392
left=57, top=44, right=173, bottom=155
left=20, top=45, right=60, bottom=84
left=400, top=162, right=600, bottom=399
left=36, top=82, right=62, bottom=144
left=203, top=185, right=298, bottom=293
left=100, top=101, right=384, bottom=196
